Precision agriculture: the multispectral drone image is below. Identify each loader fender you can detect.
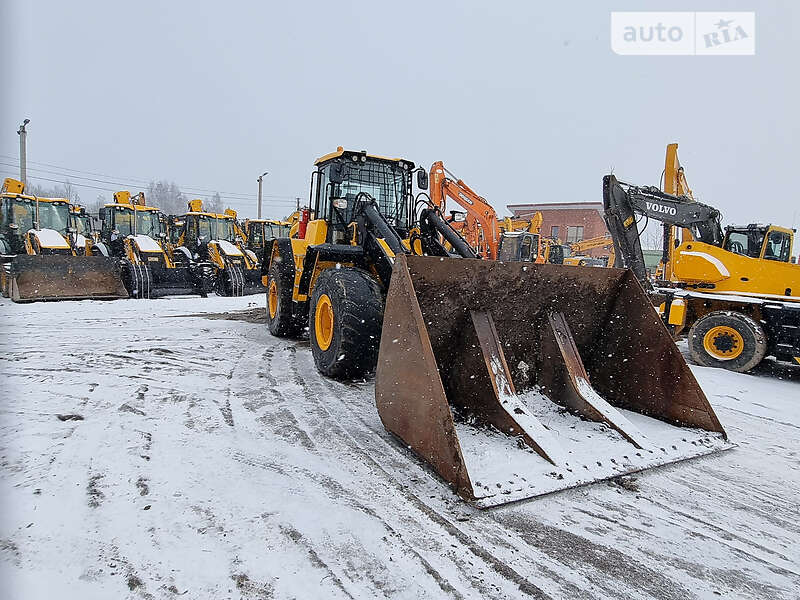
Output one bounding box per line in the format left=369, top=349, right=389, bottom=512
left=266, top=240, right=305, bottom=337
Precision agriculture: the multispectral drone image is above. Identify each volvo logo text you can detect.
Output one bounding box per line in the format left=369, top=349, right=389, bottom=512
left=645, top=201, right=677, bottom=216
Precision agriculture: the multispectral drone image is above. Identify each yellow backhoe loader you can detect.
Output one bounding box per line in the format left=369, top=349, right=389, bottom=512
left=243, top=218, right=293, bottom=256
left=262, top=147, right=730, bottom=506
left=604, top=143, right=800, bottom=372
left=0, top=178, right=126, bottom=302
left=96, top=191, right=209, bottom=298
left=173, top=200, right=264, bottom=296
left=68, top=204, right=98, bottom=256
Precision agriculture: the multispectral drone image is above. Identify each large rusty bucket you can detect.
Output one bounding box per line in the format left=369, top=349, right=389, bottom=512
left=375, top=255, right=729, bottom=507
left=7, top=255, right=128, bottom=302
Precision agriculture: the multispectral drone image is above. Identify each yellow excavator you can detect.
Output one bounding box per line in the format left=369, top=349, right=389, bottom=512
left=0, top=178, right=126, bottom=302
left=261, top=147, right=730, bottom=506
left=562, top=235, right=615, bottom=267
left=604, top=143, right=800, bottom=372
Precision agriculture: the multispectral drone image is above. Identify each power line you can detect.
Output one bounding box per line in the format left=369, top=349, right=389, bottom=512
left=0, top=169, right=297, bottom=208
left=0, top=160, right=294, bottom=202
left=0, top=154, right=301, bottom=201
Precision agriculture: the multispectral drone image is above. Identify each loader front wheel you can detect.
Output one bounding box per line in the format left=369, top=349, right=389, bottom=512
left=309, top=268, right=384, bottom=380
left=689, top=311, right=766, bottom=372
left=266, top=262, right=303, bottom=337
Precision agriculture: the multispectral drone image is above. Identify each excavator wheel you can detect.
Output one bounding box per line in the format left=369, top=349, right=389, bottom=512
left=689, top=311, right=767, bottom=372
left=308, top=267, right=383, bottom=379
left=266, top=261, right=304, bottom=337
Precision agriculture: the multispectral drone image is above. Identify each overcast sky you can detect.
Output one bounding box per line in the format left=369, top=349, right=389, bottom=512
left=1, top=1, right=797, bottom=228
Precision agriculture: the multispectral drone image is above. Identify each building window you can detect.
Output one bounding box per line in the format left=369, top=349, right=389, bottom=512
left=566, top=226, right=584, bottom=243
left=550, top=226, right=559, bottom=239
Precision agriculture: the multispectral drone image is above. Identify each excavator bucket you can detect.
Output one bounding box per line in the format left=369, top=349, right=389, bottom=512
left=6, top=255, right=128, bottom=302
left=376, top=255, right=730, bottom=507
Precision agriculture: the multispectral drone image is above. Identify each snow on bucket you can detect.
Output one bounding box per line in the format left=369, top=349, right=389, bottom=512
left=375, top=255, right=730, bottom=507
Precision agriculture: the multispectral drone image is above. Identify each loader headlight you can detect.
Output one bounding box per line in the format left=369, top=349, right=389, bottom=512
left=360, top=155, right=367, bottom=162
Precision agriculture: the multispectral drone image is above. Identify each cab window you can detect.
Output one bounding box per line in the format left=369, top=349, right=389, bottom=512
left=763, top=230, right=791, bottom=262
left=724, top=230, right=763, bottom=258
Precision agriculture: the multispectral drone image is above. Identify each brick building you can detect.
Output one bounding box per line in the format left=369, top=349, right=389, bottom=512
left=506, top=201, right=609, bottom=257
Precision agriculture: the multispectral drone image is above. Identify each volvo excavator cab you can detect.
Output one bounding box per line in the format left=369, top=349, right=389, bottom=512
left=262, top=148, right=729, bottom=506
left=723, top=225, right=793, bottom=262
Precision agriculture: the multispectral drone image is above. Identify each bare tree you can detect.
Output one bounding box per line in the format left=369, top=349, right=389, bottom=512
left=27, top=179, right=80, bottom=204
left=146, top=180, right=185, bottom=215
left=206, top=191, right=223, bottom=214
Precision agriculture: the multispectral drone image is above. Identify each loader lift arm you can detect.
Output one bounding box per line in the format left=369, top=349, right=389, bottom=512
left=602, top=175, right=723, bottom=286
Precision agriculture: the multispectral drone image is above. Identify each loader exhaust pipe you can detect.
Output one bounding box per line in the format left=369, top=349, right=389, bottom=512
left=376, top=256, right=729, bottom=506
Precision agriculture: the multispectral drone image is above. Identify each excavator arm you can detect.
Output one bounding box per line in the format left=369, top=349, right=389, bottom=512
left=603, top=175, right=723, bottom=286
left=430, top=161, right=500, bottom=258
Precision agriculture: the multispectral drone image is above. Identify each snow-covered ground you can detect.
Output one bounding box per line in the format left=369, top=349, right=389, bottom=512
left=1, top=295, right=798, bottom=599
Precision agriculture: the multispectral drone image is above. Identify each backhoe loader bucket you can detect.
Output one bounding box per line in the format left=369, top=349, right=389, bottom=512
left=7, top=255, right=128, bottom=302
left=376, top=255, right=730, bottom=507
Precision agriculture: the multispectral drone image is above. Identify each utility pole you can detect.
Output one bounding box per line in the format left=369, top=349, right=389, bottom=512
left=296, top=197, right=301, bottom=210
left=257, top=171, right=268, bottom=219
left=17, top=118, right=30, bottom=187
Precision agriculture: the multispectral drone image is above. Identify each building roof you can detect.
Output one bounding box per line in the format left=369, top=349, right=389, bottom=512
left=507, top=201, right=603, bottom=213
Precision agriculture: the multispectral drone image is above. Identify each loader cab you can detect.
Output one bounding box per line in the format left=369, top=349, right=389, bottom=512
left=99, top=204, right=162, bottom=241
left=246, top=220, right=292, bottom=250
left=0, top=191, right=71, bottom=254
left=312, top=148, right=414, bottom=244
left=723, top=224, right=793, bottom=262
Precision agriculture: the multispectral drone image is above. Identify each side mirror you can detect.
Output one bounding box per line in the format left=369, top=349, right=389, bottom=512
left=416, top=168, right=429, bottom=190
left=329, top=162, right=345, bottom=185
left=98, top=208, right=106, bottom=221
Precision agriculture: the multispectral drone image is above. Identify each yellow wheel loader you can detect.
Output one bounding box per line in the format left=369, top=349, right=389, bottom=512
left=174, top=200, right=264, bottom=296
left=262, top=148, right=730, bottom=506
left=96, top=191, right=209, bottom=298
left=0, top=178, right=126, bottom=302
left=604, top=144, right=800, bottom=372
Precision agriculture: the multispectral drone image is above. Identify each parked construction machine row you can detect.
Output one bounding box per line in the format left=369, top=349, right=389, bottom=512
left=0, top=176, right=288, bottom=302
left=604, top=144, right=800, bottom=371
left=0, top=178, right=127, bottom=302
left=261, top=147, right=729, bottom=506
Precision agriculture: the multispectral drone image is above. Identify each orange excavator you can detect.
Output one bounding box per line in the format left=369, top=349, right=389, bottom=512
left=429, top=161, right=543, bottom=261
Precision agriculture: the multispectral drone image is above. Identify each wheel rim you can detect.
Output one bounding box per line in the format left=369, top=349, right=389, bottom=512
left=268, top=280, right=278, bottom=318
left=314, top=294, right=334, bottom=351
left=703, top=325, right=744, bottom=360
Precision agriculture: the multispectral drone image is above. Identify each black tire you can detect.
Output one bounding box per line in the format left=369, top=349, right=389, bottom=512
left=267, top=261, right=304, bottom=337
left=308, top=268, right=384, bottom=380
left=122, top=260, right=152, bottom=299
left=688, top=311, right=767, bottom=373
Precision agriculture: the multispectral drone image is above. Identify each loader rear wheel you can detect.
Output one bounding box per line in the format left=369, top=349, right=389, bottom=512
left=266, top=262, right=303, bottom=337
left=689, top=311, right=766, bottom=372
left=309, top=268, right=383, bottom=380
